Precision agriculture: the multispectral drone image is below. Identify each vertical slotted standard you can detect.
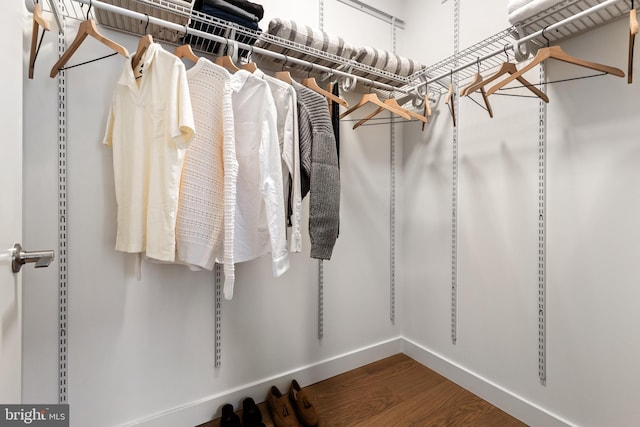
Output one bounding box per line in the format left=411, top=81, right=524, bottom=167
left=389, top=17, right=397, bottom=324
left=214, top=263, right=222, bottom=368
left=538, top=63, right=547, bottom=385
left=57, top=0, right=68, bottom=404
left=451, top=0, right=460, bottom=345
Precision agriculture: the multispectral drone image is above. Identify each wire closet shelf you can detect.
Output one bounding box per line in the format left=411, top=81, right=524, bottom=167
left=404, top=0, right=632, bottom=94
left=43, top=0, right=632, bottom=97
left=44, top=0, right=414, bottom=93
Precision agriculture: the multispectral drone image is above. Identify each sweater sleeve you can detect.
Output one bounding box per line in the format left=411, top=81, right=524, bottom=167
left=309, top=130, right=340, bottom=260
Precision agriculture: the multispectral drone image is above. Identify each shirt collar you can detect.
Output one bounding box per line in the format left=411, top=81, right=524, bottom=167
left=253, top=68, right=265, bottom=79
left=117, top=43, right=161, bottom=91
left=229, top=69, right=252, bottom=93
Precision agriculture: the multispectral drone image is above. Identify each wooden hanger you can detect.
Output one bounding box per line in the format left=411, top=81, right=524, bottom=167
left=445, top=82, right=456, bottom=127
left=174, top=44, right=199, bottom=63
left=460, top=72, right=482, bottom=97
left=465, top=61, right=549, bottom=103
left=240, top=62, right=258, bottom=72
left=216, top=55, right=240, bottom=73
left=486, top=45, right=625, bottom=97
left=302, top=76, right=349, bottom=108
left=131, top=34, right=153, bottom=70
left=274, top=56, right=293, bottom=84
left=29, top=3, right=51, bottom=79
left=275, top=70, right=293, bottom=84
left=421, top=93, right=432, bottom=132
left=629, top=6, right=638, bottom=84
left=352, top=98, right=426, bottom=129
left=459, top=65, right=493, bottom=118
left=239, top=46, right=257, bottom=72
left=50, top=19, right=129, bottom=78
left=131, top=14, right=153, bottom=70
left=339, top=91, right=411, bottom=121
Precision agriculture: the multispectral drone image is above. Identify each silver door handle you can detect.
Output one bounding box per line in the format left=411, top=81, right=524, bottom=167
left=11, top=243, right=55, bottom=273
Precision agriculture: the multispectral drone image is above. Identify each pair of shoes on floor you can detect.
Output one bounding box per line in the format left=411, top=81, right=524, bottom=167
left=220, top=398, right=265, bottom=427
left=267, top=380, right=319, bottom=427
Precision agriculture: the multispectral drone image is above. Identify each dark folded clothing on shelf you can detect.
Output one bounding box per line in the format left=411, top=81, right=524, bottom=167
left=202, top=5, right=260, bottom=30
left=203, top=0, right=259, bottom=22
left=219, top=0, right=264, bottom=20
left=186, top=4, right=261, bottom=57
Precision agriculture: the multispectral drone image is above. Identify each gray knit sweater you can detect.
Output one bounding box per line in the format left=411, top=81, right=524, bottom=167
left=292, top=81, right=340, bottom=260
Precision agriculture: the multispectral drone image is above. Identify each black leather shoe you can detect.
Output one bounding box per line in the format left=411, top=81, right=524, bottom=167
left=220, top=403, right=241, bottom=427
left=242, top=397, right=265, bottom=427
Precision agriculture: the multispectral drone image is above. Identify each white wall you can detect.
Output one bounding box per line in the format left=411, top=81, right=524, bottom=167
left=21, top=1, right=404, bottom=426
left=402, top=1, right=640, bottom=426
left=22, top=1, right=640, bottom=426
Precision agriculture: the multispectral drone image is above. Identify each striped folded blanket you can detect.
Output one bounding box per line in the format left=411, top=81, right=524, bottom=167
left=254, top=18, right=356, bottom=75
left=254, top=18, right=423, bottom=90
left=351, top=46, right=422, bottom=87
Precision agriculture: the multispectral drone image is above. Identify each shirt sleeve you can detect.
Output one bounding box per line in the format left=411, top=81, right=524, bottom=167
left=259, top=85, right=290, bottom=278
left=170, top=60, right=195, bottom=149
left=102, top=102, right=115, bottom=147
left=222, top=80, right=239, bottom=300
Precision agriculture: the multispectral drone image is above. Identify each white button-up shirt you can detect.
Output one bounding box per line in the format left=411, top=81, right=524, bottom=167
left=226, top=69, right=289, bottom=299
left=264, top=73, right=302, bottom=253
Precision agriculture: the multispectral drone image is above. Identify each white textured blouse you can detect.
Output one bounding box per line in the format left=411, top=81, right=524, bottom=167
left=103, top=43, right=195, bottom=262
left=176, top=59, right=237, bottom=285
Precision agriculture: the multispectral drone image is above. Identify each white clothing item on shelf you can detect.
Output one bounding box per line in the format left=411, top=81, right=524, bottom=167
left=227, top=69, right=289, bottom=299
left=103, top=43, right=195, bottom=262
left=508, top=0, right=556, bottom=25
left=176, top=58, right=238, bottom=289
left=264, top=73, right=302, bottom=253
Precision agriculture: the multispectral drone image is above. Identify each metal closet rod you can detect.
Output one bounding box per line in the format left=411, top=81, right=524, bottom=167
left=408, top=0, right=627, bottom=94
left=69, top=0, right=408, bottom=94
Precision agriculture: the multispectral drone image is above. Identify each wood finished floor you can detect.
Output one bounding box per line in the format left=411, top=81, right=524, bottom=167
left=198, top=353, right=527, bottom=427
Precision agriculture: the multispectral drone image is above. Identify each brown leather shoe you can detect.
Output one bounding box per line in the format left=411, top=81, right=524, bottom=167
left=267, top=385, right=301, bottom=427
left=288, top=380, right=319, bottom=427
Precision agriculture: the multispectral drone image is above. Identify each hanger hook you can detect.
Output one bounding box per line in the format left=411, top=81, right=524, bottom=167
left=307, top=63, right=314, bottom=78
left=504, top=44, right=510, bottom=62
left=183, top=24, right=188, bottom=38
left=476, top=57, right=480, bottom=74
left=541, top=25, right=550, bottom=48
left=144, top=14, right=150, bottom=34
left=281, top=55, right=288, bottom=71
left=86, top=0, right=93, bottom=19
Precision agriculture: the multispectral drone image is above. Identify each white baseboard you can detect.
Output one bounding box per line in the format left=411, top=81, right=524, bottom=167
left=123, top=336, right=574, bottom=427
left=122, top=337, right=403, bottom=427
left=401, top=338, right=574, bottom=427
